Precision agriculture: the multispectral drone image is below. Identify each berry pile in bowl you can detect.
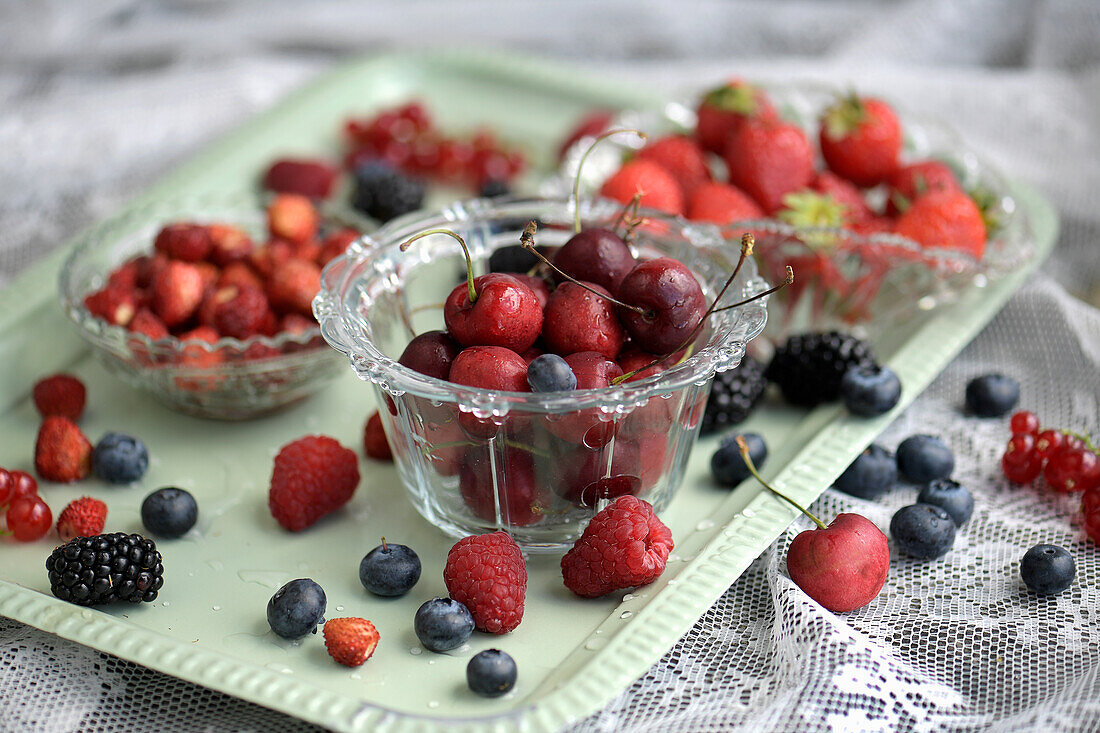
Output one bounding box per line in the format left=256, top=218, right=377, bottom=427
left=59, top=192, right=367, bottom=419
left=551, top=81, right=1033, bottom=334
left=315, top=195, right=771, bottom=549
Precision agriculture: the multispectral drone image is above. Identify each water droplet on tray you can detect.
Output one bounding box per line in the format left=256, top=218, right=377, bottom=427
left=410, top=647, right=422, bottom=655
left=428, top=701, right=440, bottom=709
left=207, top=560, right=225, bottom=571
left=622, top=593, right=635, bottom=602
left=742, top=508, right=755, bottom=518
left=584, top=637, right=608, bottom=651
left=336, top=605, right=344, bottom=612
left=620, top=610, right=633, bottom=620
left=350, top=672, right=362, bottom=680
left=162, top=601, right=170, bottom=607
left=237, top=570, right=286, bottom=589
left=696, top=519, right=715, bottom=531
left=212, top=605, right=222, bottom=611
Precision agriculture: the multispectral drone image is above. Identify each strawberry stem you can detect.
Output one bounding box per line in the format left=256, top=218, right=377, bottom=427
left=402, top=228, right=477, bottom=305
left=572, top=128, right=647, bottom=233
left=736, top=436, right=827, bottom=530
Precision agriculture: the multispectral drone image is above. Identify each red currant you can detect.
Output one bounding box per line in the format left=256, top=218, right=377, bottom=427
left=1034, top=429, right=1065, bottom=461
left=396, top=101, right=432, bottom=133
left=6, top=496, right=52, bottom=542
left=1009, top=410, right=1040, bottom=437
left=1044, top=447, right=1099, bottom=493
left=436, top=139, right=474, bottom=185
left=1002, top=434, right=1042, bottom=484
left=0, top=468, right=37, bottom=507
left=1083, top=486, right=1100, bottom=516
left=1083, top=489, right=1100, bottom=545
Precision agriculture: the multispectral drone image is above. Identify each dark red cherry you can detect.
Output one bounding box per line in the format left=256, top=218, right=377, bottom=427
left=616, top=257, right=707, bottom=354
left=544, top=351, right=623, bottom=447
left=398, top=330, right=461, bottom=380
left=503, top=273, right=551, bottom=309
left=444, top=273, right=543, bottom=353
left=542, top=281, right=625, bottom=359
left=555, top=439, right=641, bottom=507
left=448, top=346, right=529, bottom=439
left=551, top=228, right=636, bottom=295
left=616, top=345, right=667, bottom=383
left=459, top=446, right=545, bottom=526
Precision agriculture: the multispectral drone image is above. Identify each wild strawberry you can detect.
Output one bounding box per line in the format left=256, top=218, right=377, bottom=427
left=267, top=194, right=319, bottom=245
left=107, top=258, right=142, bottom=291
left=208, top=223, right=254, bottom=266
left=249, top=240, right=295, bottom=279
left=152, top=261, right=205, bottom=328
left=217, top=261, right=264, bottom=292
left=213, top=285, right=271, bottom=339
left=724, top=116, right=815, bottom=214
left=444, top=532, right=527, bottom=634
left=886, top=160, right=961, bottom=215
left=56, top=497, right=107, bottom=541
left=280, top=313, right=315, bottom=335
left=318, top=228, right=360, bottom=267
left=894, top=189, right=987, bottom=259
left=32, top=374, right=87, bottom=421
left=599, top=159, right=684, bottom=215
left=686, top=181, right=763, bottom=224
left=154, top=223, right=214, bottom=262
left=262, top=158, right=340, bottom=199
left=634, top=134, right=711, bottom=198
left=268, top=435, right=360, bottom=531
left=267, top=258, right=322, bottom=316
left=695, top=79, right=777, bottom=154
left=557, top=109, right=615, bottom=161
left=128, top=308, right=169, bottom=341
left=84, top=287, right=137, bottom=327
left=810, top=171, right=873, bottom=223
left=292, top=240, right=322, bottom=264
left=35, top=417, right=93, bottom=483
left=819, top=95, right=902, bottom=187
left=174, top=326, right=224, bottom=390
left=363, top=412, right=392, bottom=461
left=323, top=617, right=380, bottom=667
left=193, top=261, right=220, bottom=292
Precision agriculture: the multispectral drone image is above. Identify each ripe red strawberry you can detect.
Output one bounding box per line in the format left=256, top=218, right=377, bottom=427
left=213, top=285, right=271, bottom=339
left=84, top=287, right=137, bottom=327
left=557, top=109, right=615, bottom=161
left=267, top=194, right=319, bottom=245
left=443, top=531, right=526, bottom=634
left=695, top=79, right=777, bottom=154
left=686, top=181, right=764, bottom=224
left=32, top=374, right=87, bottom=421
left=262, top=158, right=340, bottom=199
left=561, top=495, right=673, bottom=598
left=35, top=417, right=93, bottom=483
left=322, top=617, right=380, bottom=667
left=217, top=261, right=264, bottom=292
left=894, top=189, right=987, bottom=259
left=154, top=223, right=214, bottom=263
left=635, top=135, right=712, bottom=198
left=208, top=223, right=254, bottom=266
left=56, top=496, right=107, bottom=541
left=810, top=171, right=873, bottom=223
left=318, top=228, right=360, bottom=267
left=724, top=116, right=815, bottom=214
left=363, top=412, right=392, bottom=461
left=886, top=160, right=960, bottom=215
left=268, top=435, right=360, bottom=531
left=152, top=261, right=205, bottom=328
left=128, top=308, right=169, bottom=341
left=599, top=159, right=684, bottom=215
left=267, top=258, right=322, bottom=316
left=819, top=95, right=902, bottom=187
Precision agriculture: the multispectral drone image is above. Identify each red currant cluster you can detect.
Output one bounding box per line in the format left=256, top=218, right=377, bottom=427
left=0, top=468, right=51, bottom=542
left=343, top=101, right=525, bottom=189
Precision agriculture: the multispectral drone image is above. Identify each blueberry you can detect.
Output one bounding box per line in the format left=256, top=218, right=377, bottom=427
left=840, top=365, right=902, bottom=417
left=414, top=597, right=474, bottom=652
left=896, top=434, right=955, bottom=483
left=1020, top=544, right=1075, bottom=595
left=92, top=433, right=149, bottom=484
left=140, top=487, right=198, bottom=538
left=834, top=444, right=897, bottom=499
left=527, top=354, right=577, bottom=392
left=890, top=503, right=956, bottom=559
left=359, top=540, right=421, bottom=597
left=711, top=432, right=767, bottom=487
left=466, top=649, right=517, bottom=697
left=917, top=478, right=973, bottom=526
left=965, top=374, right=1020, bottom=418
left=267, top=578, right=326, bottom=639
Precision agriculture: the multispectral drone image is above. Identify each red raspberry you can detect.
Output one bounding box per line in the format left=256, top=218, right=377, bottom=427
left=128, top=308, right=169, bottom=340
left=267, top=258, right=322, bottom=316
left=154, top=223, right=214, bottom=262
left=561, top=495, right=674, bottom=598
left=267, top=194, right=319, bottom=245
left=32, top=374, right=87, bottom=421
left=34, top=416, right=93, bottom=483
left=268, top=435, right=360, bottom=531
left=213, top=285, right=271, bottom=339
left=262, top=158, right=340, bottom=199
left=599, top=159, right=684, bottom=215
left=322, top=617, right=380, bottom=667
left=363, top=412, right=392, bottom=461
left=152, top=261, right=205, bottom=328
left=635, top=134, right=712, bottom=198
left=56, top=496, right=107, bottom=541
left=686, top=181, right=763, bottom=225
left=443, top=531, right=527, bottom=634
left=84, top=286, right=137, bottom=327
left=208, top=223, right=254, bottom=266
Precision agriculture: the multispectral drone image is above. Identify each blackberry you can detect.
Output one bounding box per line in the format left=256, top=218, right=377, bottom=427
left=46, top=532, right=163, bottom=606
left=700, top=355, right=767, bottom=434
left=765, top=331, right=876, bottom=407
left=351, top=162, right=425, bottom=223
left=479, top=179, right=511, bottom=198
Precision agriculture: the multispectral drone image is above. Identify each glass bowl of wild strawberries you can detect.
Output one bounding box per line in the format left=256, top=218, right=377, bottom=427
left=59, top=192, right=368, bottom=419
left=315, top=195, right=770, bottom=549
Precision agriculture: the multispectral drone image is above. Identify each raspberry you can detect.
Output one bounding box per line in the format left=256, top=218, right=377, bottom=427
left=152, top=261, right=205, bottom=328
left=561, top=495, right=674, bottom=598
left=56, top=496, right=107, bottom=541
left=154, top=223, right=213, bottom=262
left=267, top=258, right=321, bottom=316
left=35, top=416, right=93, bottom=483
left=322, top=617, right=380, bottom=667
left=363, top=411, right=392, bottom=461
left=262, top=158, right=340, bottom=199
left=268, top=435, right=360, bottom=532
left=84, top=286, right=137, bottom=327
left=213, top=285, right=271, bottom=339
left=267, top=194, right=319, bottom=245
left=443, top=532, right=526, bottom=634
left=32, top=374, right=87, bottom=421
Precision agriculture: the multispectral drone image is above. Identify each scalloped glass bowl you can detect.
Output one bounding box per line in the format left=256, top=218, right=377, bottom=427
left=59, top=193, right=349, bottom=420
left=316, top=196, right=769, bottom=549
left=550, top=83, right=1035, bottom=335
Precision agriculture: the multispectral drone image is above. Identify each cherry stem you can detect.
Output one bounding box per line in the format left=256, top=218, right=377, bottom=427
left=519, top=221, right=650, bottom=317
left=736, top=436, right=828, bottom=530
left=712, top=266, right=795, bottom=312
left=612, top=192, right=644, bottom=234
left=572, top=128, right=648, bottom=233
left=1061, top=429, right=1099, bottom=453
left=401, top=228, right=477, bottom=305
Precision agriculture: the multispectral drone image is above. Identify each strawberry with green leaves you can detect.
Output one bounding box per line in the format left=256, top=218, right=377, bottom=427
left=885, top=160, right=960, bottom=215
left=695, top=79, right=777, bottom=154
left=894, top=189, right=987, bottom=259
left=819, top=95, right=902, bottom=187
left=599, top=158, right=684, bottom=215
left=724, top=116, right=815, bottom=214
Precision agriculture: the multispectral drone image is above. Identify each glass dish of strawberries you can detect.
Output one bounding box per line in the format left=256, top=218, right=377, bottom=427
left=552, top=80, right=1034, bottom=333
left=316, top=195, right=770, bottom=549
left=59, top=193, right=367, bottom=419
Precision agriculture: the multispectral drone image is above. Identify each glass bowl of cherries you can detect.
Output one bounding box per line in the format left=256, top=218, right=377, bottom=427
left=315, top=195, right=772, bottom=549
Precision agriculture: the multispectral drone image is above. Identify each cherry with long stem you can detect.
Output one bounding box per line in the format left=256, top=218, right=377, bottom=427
left=401, top=228, right=477, bottom=305
left=736, top=435, right=827, bottom=530
left=571, top=128, right=647, bottom=233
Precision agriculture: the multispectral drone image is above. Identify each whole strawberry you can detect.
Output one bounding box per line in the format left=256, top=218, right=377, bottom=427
left=686, top=181, right=763, bottom=225
left=268, top=435, right=360, bottom=531
left=152, top=261, right=205, bottom=328
left=810, top=171, right=873, bottom=224
left=84, top=287, right=137, bottom=327
left=885, top=160, right=960, bottom=215
left=57, top=496, right=107, bottom=541
left=32, top=374, right=87, bottom=421
left=695, top=79, right=776, bottom=155
left=154, top=223, right=213, bottom=263
left=267, top=194, right=319, bottom=245
left=267, top=258, right=322, bottom=316
left=635, top=135, right=711, bottom=198
left=443, top=531, right=526, bottom=634
left=819, top=95, right=902, bottom=187
left=262, top=158, right=340, bottom=199
left=724, top=116, right=815, bottom=214
left=599, top=159, right=684, bottom=215
left=35, top=417, right=93, bottom=483
left=561, top=495, right=674, bottom=598
left=323, top=617, right=380, bottom=667
left=893, top=189, right=987, bottom=259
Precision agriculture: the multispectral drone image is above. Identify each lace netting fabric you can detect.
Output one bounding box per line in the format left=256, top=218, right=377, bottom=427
left=3, top=1, right=1100, bottom=731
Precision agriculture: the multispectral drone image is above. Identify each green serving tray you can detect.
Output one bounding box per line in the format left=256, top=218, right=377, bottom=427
left=0, top=51, right=1057, bottom=732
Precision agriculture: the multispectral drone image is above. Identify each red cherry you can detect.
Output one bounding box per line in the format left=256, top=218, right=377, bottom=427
left=1034, top=430, right=1066, bottom=462
left=542, top=281, right=626, bottom=360
left=1002, top=434, right=1042, bottom=484
left=459, top=446, right=545, bottom=526
left=504, top=274, right=550, bottom=310
left=786, top=513, right=890, bottom=613
left=1045, top=448, right=1100, bottom=493
left=545, top=351, right=624, bottom=447
left=6, top=496, right=52, bottom=542
left=448, top=346, right=529, bottom=439
left=1009, top=410, right=1040, bottom=437
left=554, top=439, right=641, bottom=507
left=444, top=273, right=542, bottom=353
left=398, top=330, right=461, bottom=381
left=616, top=258, right=707, bottom=355
left=551, top=228, right=636, bottom=296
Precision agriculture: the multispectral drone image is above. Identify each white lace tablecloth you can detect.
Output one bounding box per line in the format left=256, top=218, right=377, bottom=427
left=2, top=2, right=1099, bottom=731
